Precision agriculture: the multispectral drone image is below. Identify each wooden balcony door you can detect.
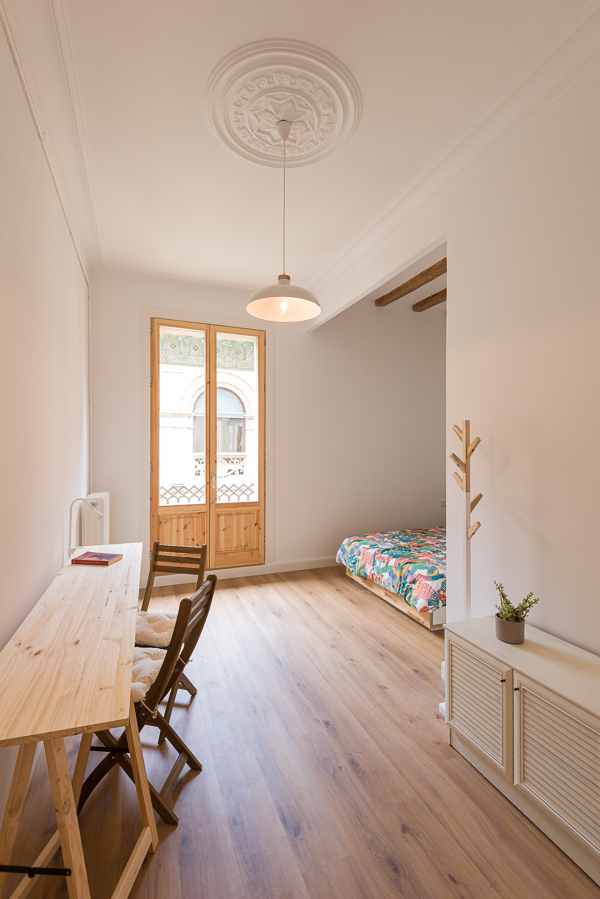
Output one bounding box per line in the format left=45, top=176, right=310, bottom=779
left=151, top=318, right=265, bottom=570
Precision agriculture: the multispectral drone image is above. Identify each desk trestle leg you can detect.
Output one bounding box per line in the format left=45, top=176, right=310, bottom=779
left=1, top=710, right=156, bottom=899
left=4, top=734, right=94, bottom=899
left=0, top=743, right=37, bottom=896
left=126, top=697, right=159, bottom=854
left=45, top=737, right=92, bottom=899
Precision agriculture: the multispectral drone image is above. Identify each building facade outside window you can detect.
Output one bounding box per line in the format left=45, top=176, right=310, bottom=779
left=159, top=330, right=258, bottom=504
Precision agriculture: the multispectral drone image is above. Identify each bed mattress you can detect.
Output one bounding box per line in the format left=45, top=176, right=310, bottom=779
left=336, top=527, right=446, bottom=613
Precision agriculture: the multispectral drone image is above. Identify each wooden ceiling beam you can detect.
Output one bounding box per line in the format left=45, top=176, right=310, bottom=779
left=374, top=257, right=447, bottom=307
left=412, top=288, right=447, bottom=313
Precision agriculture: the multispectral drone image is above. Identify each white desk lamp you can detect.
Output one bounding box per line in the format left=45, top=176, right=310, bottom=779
left=68, top=497, right=103, bottom=557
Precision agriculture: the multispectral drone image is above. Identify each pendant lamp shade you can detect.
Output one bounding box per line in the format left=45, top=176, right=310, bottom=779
left=247, top=275, right=320, bottom=322
left=246, top=116, right=320, bottom=322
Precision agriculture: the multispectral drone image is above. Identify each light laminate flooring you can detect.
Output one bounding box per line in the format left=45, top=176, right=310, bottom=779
left=6, top=566, right=600, bottom=899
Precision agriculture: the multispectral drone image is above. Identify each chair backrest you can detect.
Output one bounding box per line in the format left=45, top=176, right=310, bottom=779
left=142, top=575, right=217, bottom=713
left=141, top=541, right=207, bottom=611
left=180, top=574, right=217, bottom=664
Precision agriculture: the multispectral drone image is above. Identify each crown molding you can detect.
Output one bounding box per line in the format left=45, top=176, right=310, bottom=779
left=50, top=0, right=106, bottom=263
left=91, top=263, right=259, bottom=294
left=0, top=0, right=91, bottom=284
left=308, top=3, right=600, bottom=326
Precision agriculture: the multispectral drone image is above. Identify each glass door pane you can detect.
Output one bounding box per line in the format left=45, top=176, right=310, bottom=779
left=158, top=325, right=206, bottom=506
left=215, top=332, right=258, bottom=503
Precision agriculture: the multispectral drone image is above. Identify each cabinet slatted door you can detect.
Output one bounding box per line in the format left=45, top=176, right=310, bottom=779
left=516, top=678, right=600, bottom=853
left=448, top=639, right=512, bottom=776
left=444, top=618, right=600, bottom=887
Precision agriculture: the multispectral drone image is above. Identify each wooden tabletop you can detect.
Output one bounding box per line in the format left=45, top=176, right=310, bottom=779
left=0, top=543, right=142, bottom=748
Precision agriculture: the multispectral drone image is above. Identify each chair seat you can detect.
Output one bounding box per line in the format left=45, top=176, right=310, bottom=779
left=131, top=647, right=167, bottom=703
left=136, top=610, right=177, bottom=648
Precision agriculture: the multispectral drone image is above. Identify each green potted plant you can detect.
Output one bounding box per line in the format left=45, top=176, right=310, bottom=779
left=494, top=581, right=539, bottom=644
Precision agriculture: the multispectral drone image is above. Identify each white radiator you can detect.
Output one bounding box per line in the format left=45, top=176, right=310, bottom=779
left=81, top=492, right=110, bottom=545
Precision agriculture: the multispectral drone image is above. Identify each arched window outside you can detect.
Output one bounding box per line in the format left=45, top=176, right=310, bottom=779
left=193, top=387, right=245, bottom=454
left=217, top=387, right=245, bottom=453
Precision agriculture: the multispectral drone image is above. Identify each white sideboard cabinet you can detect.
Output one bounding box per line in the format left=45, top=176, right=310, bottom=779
left=445, top=616, right=600, bottom=886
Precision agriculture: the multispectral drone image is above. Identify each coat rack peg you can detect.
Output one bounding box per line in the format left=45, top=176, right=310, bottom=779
left=467, top=437, right=481, bottom=456
left=453, top=472, right=465, bottom=491
left=450, top=452, right=466, bottom=473
left=467, top=521, right=481, bottom=540
left=452, top=424, right=463, bottom=440
left=470, top=492, right=483, bottom=512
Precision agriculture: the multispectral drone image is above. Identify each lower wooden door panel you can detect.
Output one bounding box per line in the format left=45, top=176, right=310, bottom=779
left=157, top=509, right=207, bottom=547
left=212, top=506, right=262, bottom=569
left=154, top=505, right=263, bottom=569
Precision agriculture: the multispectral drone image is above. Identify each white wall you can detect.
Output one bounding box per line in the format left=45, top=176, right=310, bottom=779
left=90, top=268, right=446, bottom=581
left=272, top=294, right=446, bottom=561
left=0, top=25, right=89, bottom=808
left=444, top=67, right=600, bottom=653
left=311, top=62, right=600, bottom=653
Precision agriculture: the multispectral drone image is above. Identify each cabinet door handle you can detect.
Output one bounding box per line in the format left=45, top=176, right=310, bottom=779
left=514, top=687, right=520, bottom=692
left=500, top=679, right=506, bottom=683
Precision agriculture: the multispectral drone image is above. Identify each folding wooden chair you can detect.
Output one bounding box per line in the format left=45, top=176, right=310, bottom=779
left=78, top=575, right=217, bottom=826
left=156, top=572, right=215, bottom=744
left=138, top=541, right=207, bottom=703
left=141, top=541, right=207, bottom=611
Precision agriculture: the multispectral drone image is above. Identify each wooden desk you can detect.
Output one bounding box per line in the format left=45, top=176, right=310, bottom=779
left=0, top=543, right=158, bottom=899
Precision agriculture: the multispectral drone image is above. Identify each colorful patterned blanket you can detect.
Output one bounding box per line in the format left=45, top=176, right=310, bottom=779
left=336, top=528, right=446, bottom=612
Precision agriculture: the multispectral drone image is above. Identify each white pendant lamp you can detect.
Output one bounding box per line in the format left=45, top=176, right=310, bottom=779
left=246, top=118, right=320, bottom=322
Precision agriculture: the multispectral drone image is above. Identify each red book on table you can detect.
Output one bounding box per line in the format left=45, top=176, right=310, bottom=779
left=71, top=552, right=123, bottom=566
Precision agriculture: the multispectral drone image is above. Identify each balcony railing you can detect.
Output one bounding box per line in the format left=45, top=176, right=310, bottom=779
left=160, top=481, right=255, bottom=505
left=194, top=453, right=246, bottom=478
left=160, top=483, right=205, bottom=504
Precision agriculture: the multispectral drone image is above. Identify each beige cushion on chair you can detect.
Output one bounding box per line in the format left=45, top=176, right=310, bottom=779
left=131, top=646, right=167, bottom=703
left=136, top=611, right=177, bottom=648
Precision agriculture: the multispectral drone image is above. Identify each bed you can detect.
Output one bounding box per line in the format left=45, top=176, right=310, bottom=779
left=336, top=527, right=446, bottom=630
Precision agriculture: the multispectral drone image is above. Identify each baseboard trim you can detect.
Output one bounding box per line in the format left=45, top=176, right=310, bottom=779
left=143, top=556, right=337, bottom=588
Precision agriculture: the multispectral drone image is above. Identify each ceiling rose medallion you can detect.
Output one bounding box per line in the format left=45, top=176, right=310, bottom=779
left=205, top=39, right=361, bottom=167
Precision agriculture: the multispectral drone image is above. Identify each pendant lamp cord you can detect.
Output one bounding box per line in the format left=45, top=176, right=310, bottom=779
left=282, top=137, right=286, bottom=276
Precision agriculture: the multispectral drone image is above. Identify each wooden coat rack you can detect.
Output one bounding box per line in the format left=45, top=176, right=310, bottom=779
left=450, top=420, right=482, bottom=619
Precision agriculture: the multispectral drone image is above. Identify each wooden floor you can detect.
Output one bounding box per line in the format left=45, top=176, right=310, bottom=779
left=7, top=566, right=600, bottom=899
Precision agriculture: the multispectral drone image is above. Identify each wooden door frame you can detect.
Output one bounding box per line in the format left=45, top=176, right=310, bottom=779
left=208, top=324, right=265, bottom=569
left=150, top=318, right=265, bottom=569
left=151, top=318, right=210, bottom=548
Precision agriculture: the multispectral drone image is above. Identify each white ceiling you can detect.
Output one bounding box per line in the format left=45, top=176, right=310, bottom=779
left=6, top=0, right=594, bottom=291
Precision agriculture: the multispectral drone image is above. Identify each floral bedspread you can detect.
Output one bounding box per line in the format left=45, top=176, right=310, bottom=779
left=336, top=528, right=446, bottom=612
